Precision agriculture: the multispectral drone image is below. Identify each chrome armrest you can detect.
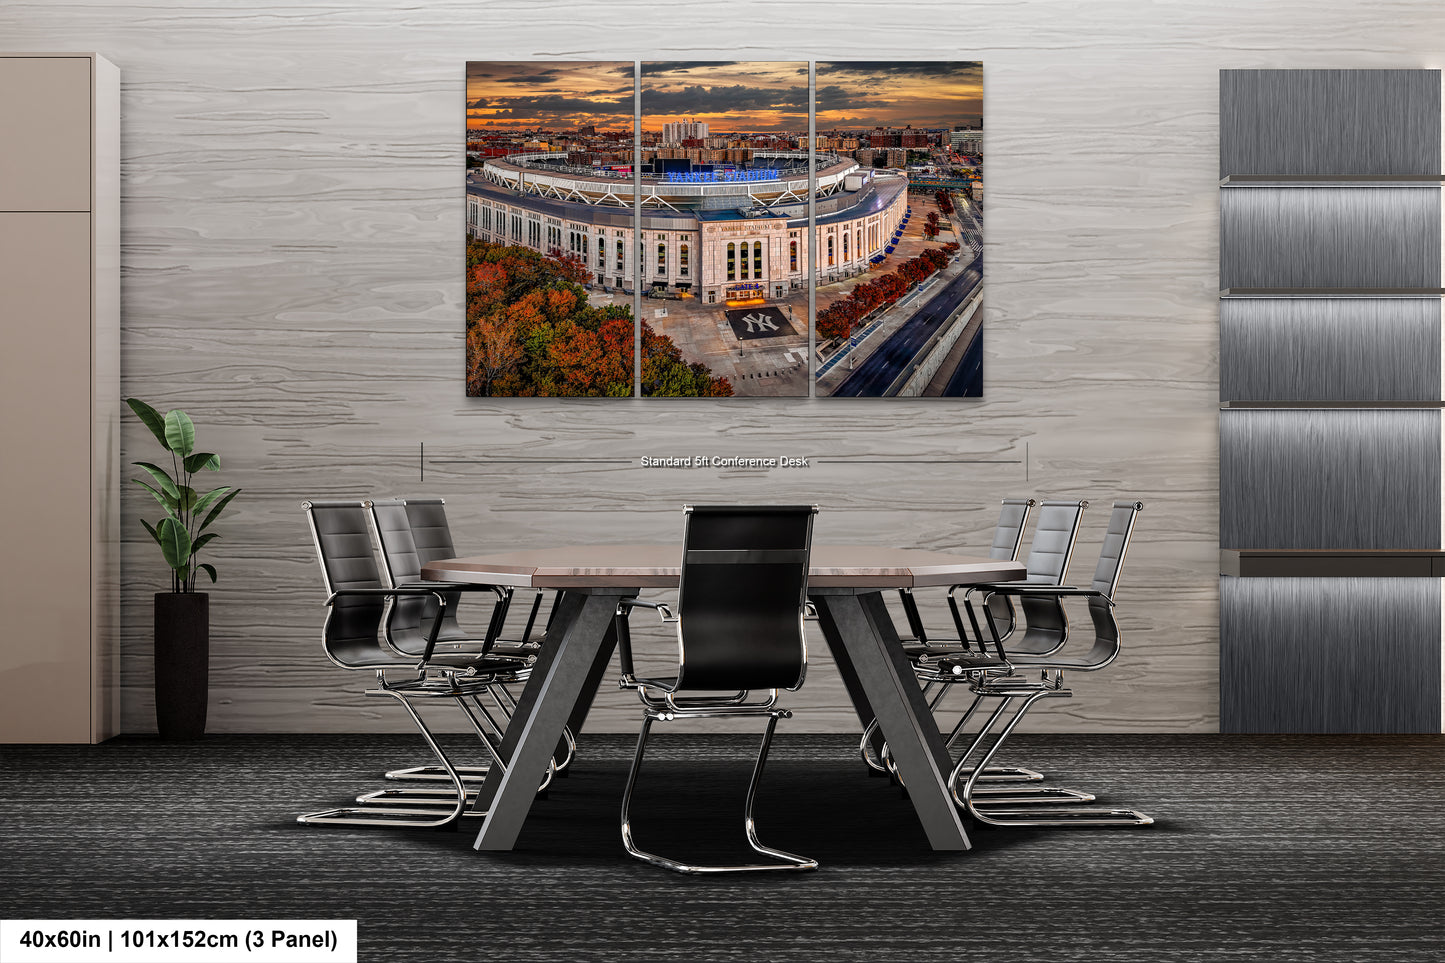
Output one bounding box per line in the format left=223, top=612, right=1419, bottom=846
left=984, top=585, right=1113, bottom=606
left=395, top=580, right=510, bottom=603
left=618, top=598, right=677, bottom=621
left=326, top=586, right=449, bottom=606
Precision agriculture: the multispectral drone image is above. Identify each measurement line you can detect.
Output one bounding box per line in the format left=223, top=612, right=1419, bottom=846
left=430, top=458, right=635, bottom=464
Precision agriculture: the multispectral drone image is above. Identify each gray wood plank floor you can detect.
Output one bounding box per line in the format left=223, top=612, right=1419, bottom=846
left=4, top=733, right=1443, bottom=962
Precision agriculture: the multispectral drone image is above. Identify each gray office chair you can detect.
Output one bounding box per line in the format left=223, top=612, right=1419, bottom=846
left=943, top=500, right=1153, bottom=827
left=298, top=499, right=526, bottom=828
left=897, top=497, right=1036, bottom=654
left=863, top=497, right=1038, bottom=778
left=870, top=499, right=1089, bottom=791
left=614, top=505, right=819, bottom=874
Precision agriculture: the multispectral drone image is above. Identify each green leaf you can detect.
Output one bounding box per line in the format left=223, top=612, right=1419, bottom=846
left=189, top=531, right=219, bottom=557
left=156, top=516, right=192, bottom=571
left=133, top=478, right=178, bottom=513
left=174, top=486, right=197, bottom=512
left=126, top=398, right=170, bottom=450
left=184, top=452, right=220, bottom=473
left=191, top=486, right=231, bottom=518
left=164, top=410, right=195, bottom=457
left=133, top=462, right=180, bottom=500
left=198, top=563, right=218, bottom=583
left=197, top=488, right=240, bottom=532
left=140, top=518, right=162, bottom=546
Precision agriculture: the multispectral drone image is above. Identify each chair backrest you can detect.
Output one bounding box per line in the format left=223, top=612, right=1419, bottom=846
left=1022, top=499, right=1089, bottom=584
left=674, top=505, right=817, bottom=692
left=1075, top=502, right=1143, bottom=670
left=982, top=497, right=1036, bottom=639
left=368, top=497, right=473, bottom=655
left=1091, top=501, right=1143, bottom=599
left=303, top=499, right=393, bottom=669
left=369, top=497, right=424, bottom=584
left=403, top=498, right=458, bottom=566
left=989, top=497, right=1036, bottom=561
left=994, top=499, right=1087, bottom=657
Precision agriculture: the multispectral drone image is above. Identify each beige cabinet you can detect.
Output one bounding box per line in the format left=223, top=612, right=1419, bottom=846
left=0, top=53, right=120, bottom=743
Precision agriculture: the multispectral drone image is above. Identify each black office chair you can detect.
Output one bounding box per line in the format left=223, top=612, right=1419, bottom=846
left=614, top=505, right=819, bottom=874
left=400, top=496, right=557, bottom=656
left=298, top=499, right=527, bottom=828
left=943, top=500, right=1152, bottom=828
left=363, top=497, right=569, bottom=795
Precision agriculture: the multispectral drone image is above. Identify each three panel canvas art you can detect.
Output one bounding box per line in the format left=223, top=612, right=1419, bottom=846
left=465, top=61, right=983, bottom=398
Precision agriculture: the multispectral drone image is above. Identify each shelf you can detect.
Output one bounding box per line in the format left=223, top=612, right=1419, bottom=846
left=1221, top=400, right=1445, bottom=409
left=1222, top=550, right=1445, bottom=578
left=1220, top=174, right=1445, bottom=187
left=1220, top=288, right=1445, bottom=299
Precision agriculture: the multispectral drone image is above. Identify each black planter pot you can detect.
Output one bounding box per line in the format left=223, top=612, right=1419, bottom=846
left=154, top=592, right=209, bottom=740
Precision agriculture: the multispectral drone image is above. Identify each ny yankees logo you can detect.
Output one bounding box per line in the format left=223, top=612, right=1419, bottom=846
left=742, top=313, right=779, bottom=333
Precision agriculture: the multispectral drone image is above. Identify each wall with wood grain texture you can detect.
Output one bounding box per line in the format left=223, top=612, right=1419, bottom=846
left=5, top=0, right=1445, bottom=734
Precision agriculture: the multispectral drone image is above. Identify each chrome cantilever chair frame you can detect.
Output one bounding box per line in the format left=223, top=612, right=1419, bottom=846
left=945, top=500, right=1152, bottom=828
left=297, top=500, right=529, bottom=829
left=917, top=498, right=1090, bottom=794
left=615, top=504, right=819, bottom=874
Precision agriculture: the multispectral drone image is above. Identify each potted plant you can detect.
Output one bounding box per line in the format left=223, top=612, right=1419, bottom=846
left=126, top=399, right=240, bottom=740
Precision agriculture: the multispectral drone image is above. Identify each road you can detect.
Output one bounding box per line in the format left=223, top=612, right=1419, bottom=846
left=942, top=325, right=983, bottom=396
left=830, top=252, right=983, bottom=397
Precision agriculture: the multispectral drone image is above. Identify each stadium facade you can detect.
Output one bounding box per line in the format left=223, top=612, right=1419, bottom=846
left=465, top=151, right=908, bottom=305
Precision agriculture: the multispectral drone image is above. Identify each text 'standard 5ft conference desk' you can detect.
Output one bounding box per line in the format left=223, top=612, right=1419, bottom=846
left=421, top=545, right=1025, bottom=853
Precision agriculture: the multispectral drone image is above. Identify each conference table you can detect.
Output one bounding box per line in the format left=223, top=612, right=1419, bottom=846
left=421, top=544, right=1025, bottom=853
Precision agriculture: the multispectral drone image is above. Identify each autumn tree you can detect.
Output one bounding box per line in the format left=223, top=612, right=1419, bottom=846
left=466, top=238, right=727, bottom=397
left=641, top=322, right=732, bottom=396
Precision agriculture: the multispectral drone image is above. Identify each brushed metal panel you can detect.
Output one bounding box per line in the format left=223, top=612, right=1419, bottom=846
left=1220, top=577, right=1441, bottom=733
left=1220, top=409, right=1441, bottom=549
left=1220, top=298, right=1441, bottom=401
left=1220, top=69, right=1442, bottom=176
left=1220, top=188, right=1441, bottom=290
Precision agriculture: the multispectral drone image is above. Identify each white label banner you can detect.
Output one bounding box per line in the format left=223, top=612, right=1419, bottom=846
left=0, top=920, right=357, bottom=963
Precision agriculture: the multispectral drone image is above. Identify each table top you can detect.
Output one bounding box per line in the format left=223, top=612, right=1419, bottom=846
left=421, top=544, right=1025, bottom=590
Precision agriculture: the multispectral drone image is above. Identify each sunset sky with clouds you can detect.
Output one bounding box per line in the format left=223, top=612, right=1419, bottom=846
left=466, top=61, right=982, bottom=133
left=815, top=62, right=982, bottom=130
left=466, top=62, right=633, bottom=132
left=641, top=61, right=808, bottom=132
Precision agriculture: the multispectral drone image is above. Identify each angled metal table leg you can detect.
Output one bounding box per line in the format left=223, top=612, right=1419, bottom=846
left=811, top=589, right=971, bottom=852
left=471, top=589, right=628, bottom=850
left=566, top=617, right=619, bottom=736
